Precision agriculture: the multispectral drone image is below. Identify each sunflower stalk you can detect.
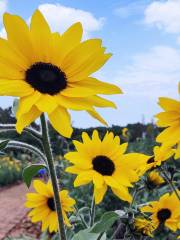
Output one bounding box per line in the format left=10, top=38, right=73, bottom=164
left=90, top=196, right=95, bottom=227
left=40, top=113, right=67, bottom=240
left=160, top=166, right=180, bottom=201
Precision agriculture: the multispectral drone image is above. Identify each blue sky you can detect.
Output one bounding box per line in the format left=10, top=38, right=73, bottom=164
left=0, top=0, right=179, bottom=127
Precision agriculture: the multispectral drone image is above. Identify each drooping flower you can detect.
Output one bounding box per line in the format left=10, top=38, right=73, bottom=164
left=25, top=180, right=75, bottom=233
left=137, top=144, right=174, bottom=175
left=122, top=127, right=128, bottom=138
left=145, top=170, right=165, bottom=190
left=0, top=10, right=122, bottom=138
left=134, top=217, right=157, bottom=237
left=140, top=192, right=180, bottom=232
left=64, top=130, right=149, bottom=204
left=156, top=97, right=180, bottom=149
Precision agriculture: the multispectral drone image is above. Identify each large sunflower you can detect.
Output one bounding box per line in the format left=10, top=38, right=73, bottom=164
left=64, top=130, right=149, bottom=204
left=25, top=180, right=75, bottom=233
left=156, top=97, right=180, bottom=149
left=0, top=10, right=122, bottom=138
left=140, top=192, right=180, bottom=232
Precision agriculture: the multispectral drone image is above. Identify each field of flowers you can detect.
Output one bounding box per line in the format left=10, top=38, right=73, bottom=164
left=0, top=7, right=179, bottom=240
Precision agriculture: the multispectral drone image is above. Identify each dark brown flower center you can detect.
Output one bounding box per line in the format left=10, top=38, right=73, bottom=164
left=92, top=155, right=115, bottom=176
left=25, top=62, right=67, bottom=95
left=157, top=208, right=171, bottom=222
left=47, top=197, right=55, bottom=211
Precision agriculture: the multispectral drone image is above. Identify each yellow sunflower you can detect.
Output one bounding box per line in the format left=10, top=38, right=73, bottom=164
left=0, top=10, right=122, bottom=138
left=138, top=144, right=174, bottom=175
left=122, top=127, right=128, bottom=138
left=25, top=180, right=75, bottom=233
left=146, top=170, right=165, bottom=190
left=156, top=97, right=180, bottom=148
left=134, top=217, right=157, bottom=237
left=140, top=192, right=180, bottom=232
left=64, top=130, right=149, bottom=204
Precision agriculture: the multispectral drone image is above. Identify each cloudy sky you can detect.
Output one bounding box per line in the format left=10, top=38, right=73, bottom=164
left=0, top=0, right=179, bottom=127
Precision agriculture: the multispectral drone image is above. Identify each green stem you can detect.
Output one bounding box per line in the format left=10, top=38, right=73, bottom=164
left=90, top=196, right=95, bottom=227
left=40, top=114, right=67, bottom=240
left=74, top=205, right=88, bottom=229
left=160, top=166, right=180, bottom=201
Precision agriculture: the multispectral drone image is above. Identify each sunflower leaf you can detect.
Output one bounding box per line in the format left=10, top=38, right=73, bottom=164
left=90, top=211, right=119, bottom=234
left=71, top=229, right=100, bottom=240
left=0, top=139, right=9, bottom=151
left=23, top=164, right=47, bottom=188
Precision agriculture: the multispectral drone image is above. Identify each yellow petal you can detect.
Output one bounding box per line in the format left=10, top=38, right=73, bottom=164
left=0, top=79, right=33, bottom=96
left=86, top=96, right=117, bottom=109
left=16, top=106, right=41, bottom=134
left=87, top=108, right=108, bottom=126
left=36, top=94, right=58, bottom=113
left=69, top=77, right=122, bottom=95
left=158, top=97, right=180, bottom=112
left=112, top=186, right=132, bottom=203
left=30, top=10, right=51, bottom=61
left=55, top=94, right=93, bottom=110
left=104, top=176, right=120, bottom=189
left=94, top=184, right=107, bottom=204
left=33, top=180, right=52, bottom=197
left=16, top=91, right=41, bottom=118
left=156, top=123, right=180, bottom=145
left=48, top=106, right=73, bottom=138
left=52, top=22, right=83, bottom=65
left=62, top=39, right=102, bottom=72
left=0, top=38, right=28, bottom=70
left=61, top=86, right=96, bottom=97
left=156, top=111, right=180, bottom=127
left=93, top=172, right=104, bottom=188
left=3, top=13, right=33, bottom=63
left=74, top=171, right=94, bottom=187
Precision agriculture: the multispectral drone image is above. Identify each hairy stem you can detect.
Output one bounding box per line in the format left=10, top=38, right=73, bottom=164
left=90, top=196, right=95, bottom=227
left=160, top=166, right=180, bottom=201
left=40, top=114, right=66, bottom=240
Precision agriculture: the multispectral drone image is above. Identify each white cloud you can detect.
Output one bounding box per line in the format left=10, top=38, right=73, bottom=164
left=114, top=45, right=180, bottom=99
left=114, top=1, right=146, bottom=18
left=144, top=0, right=180, bottom=33
left=38, top=3, right=105, bottom=37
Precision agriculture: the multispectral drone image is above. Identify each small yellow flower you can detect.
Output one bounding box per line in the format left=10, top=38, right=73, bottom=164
left=134, top=217, right=157, bottom=237
left=25, top=180, right=75, bottom=233
left=122, top=127, right=128, bottom=138
left=140, top=192, right=180, bottom=232
left=64, top=130, right=149, bottom=204
left=146, top=170, right=164, bottom=190
left=156, top=97, right=180, bottom=149
left=0, top=10, right=122, bottom=138
left=138, top=144, right=174, bottom=174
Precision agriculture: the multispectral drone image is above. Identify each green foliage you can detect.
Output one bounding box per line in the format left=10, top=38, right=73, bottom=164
left=22, top=164, right=47, bottom=188
left=0, top=156, right=22, bottom=186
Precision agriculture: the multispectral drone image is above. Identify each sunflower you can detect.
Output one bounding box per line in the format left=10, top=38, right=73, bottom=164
left=122, top=127, right=128, bottom=138
left=138, top=144, right=174, bottom=175
left=64, top=130, right=149, bottom=204
left=25, top=180, right=75, bottom=233
left=140, top=192, right=180, bottom=232
left=145, top=170, right=165, bottom=190
left=156, top=97, right=180, bottom=149
left=134, top=217, right=157, bottom=237
left=0, top=10, right=122, bottom=138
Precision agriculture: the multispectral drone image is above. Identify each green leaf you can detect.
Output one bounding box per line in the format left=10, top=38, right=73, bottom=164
left=22, top=164, right=47, bottom=188
left=90, top=211, right=119, bottom=234
left=0, top=140, right=9, bottom=151
left=72, top=229, right=99, bottom=240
